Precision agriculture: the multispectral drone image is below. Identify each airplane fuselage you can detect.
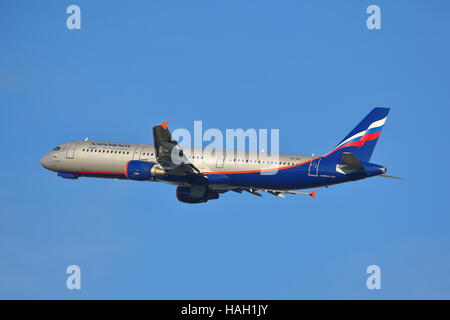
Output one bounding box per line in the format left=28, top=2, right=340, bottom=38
left=40, top=108, right=391, bottom=203
left=40, top=140, right=384, bottom=191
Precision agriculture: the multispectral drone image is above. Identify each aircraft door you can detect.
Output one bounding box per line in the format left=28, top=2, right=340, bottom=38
left=133, top=145, right=144, bottom=160
left=216, top=153, right=225, bottom=168
left=66, top=143, right=79, bottom=159
left=308, top=158, right=321, bottom=176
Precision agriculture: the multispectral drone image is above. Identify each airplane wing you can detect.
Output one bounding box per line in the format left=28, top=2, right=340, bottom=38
left=228, top=187, right=318, bottom=198
left=153, top=121, right=317, bottom=198
left=265, top=189, right=318, bottom=198
left=153, top=121, right=202, bottom=176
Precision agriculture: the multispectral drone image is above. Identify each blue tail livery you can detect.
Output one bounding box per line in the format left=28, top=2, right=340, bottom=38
left=323, top=107, right=389, bottom=162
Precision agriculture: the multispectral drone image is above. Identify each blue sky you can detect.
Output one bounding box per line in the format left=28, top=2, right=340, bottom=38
left=1, top=0, right=450, bottom=299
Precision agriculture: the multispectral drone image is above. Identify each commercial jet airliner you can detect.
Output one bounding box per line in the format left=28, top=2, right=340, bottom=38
left=40, top=108, right=399, bottom=203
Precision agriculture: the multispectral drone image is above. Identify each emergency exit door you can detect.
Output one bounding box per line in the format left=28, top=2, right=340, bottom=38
left=216, top=154, right=225, bottom=168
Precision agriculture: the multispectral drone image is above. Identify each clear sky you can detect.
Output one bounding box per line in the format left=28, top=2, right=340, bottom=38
left=1, top=0, right=450, bottom=299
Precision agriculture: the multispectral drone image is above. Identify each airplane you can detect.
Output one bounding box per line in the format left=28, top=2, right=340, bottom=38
left=40, top=108, right=400, bottom=203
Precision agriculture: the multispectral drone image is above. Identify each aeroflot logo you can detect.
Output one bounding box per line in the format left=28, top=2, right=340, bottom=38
left=171, top=121, right=281, bottom=175
left=90, top=142, right=132, bottom=147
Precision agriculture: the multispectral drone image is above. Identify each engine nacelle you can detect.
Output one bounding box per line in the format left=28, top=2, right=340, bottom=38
left=176, top=185, right=220, bottom=204
left=125, top=160, right=166, bottom=181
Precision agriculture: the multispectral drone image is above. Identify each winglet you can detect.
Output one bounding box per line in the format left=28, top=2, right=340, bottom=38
left=159, top=121, right=170, bottom=130
left=309, top=190, right=318, bottom=199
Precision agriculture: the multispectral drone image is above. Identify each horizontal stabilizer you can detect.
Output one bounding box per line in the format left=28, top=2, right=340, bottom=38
left=336, top=152, right=364, bottom=174
left=341, top=152, right=364, bottom=170
left=378, top=174, right=405, bottom=180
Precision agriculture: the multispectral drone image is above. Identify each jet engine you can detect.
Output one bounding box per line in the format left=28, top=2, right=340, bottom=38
left=176, top=185, right=220, bottom=204
left=125, top=160, right=166, bottom=181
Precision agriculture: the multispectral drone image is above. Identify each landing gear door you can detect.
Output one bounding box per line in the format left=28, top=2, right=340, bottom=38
left=66, top=143, right=78, bottom=159
left=308, top=158, right=321, bottom=176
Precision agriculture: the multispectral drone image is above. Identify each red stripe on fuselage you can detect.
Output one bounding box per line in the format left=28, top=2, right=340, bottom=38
left=124, top=161, right=130, bottom=178
left=202, top=159, right=312, bottom=175
left=60, top=170, right=125, bottom=175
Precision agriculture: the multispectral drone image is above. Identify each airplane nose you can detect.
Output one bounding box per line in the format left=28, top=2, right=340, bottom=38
left=40, top=154, right=50, bottom=169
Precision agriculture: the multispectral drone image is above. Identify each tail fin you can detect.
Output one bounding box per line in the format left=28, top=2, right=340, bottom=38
left=324, top=107, right=390, bottom=162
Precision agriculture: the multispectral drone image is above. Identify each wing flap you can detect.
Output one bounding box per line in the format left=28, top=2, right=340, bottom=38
left=222, top=187, right=318, bottom=198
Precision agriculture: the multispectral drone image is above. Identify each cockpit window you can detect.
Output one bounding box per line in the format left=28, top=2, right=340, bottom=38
left=52, top=146, right=61, bottom=151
